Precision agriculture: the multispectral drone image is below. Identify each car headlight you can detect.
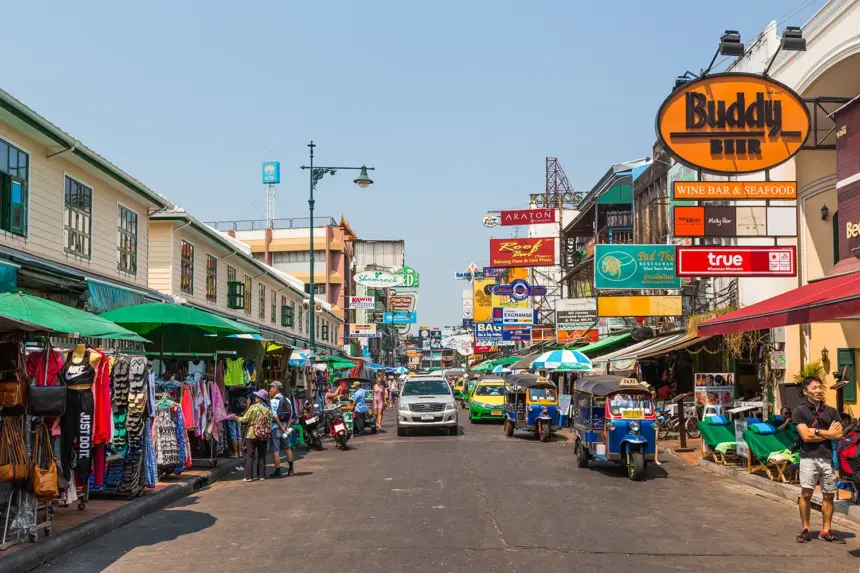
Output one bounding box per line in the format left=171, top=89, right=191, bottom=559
left=606, top=421, right=616, bottom=431
left=445, top=402, right=455, bottom=411
left=629, top=420, right=641, bottom=434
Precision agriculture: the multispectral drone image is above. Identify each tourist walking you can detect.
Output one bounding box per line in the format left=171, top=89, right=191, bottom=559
left=234, top=389, right=273, bottom=482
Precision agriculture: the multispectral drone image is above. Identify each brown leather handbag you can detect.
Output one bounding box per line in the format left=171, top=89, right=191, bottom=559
left=0, top=416, right=29, bottom=482
left=30, top=422, right=58, bottom=500
left=0, top=341, right=27, bottom=408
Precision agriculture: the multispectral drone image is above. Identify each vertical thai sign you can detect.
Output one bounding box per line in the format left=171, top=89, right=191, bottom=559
left=472, top=278, right=495, bottom=322
left=836, top=100, right=860, bottom=262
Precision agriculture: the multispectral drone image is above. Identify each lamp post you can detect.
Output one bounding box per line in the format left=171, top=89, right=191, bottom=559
left=301, top=141, right=374, bottom=353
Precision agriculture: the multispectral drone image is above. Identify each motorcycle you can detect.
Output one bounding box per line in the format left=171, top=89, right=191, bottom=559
left=301, top=403, right=324, bottom=451
left=325, top=402, right=351, bottom=450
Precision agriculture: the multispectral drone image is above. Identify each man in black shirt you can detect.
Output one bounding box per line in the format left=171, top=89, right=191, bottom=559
left=791, top=376, right=844, bottom=543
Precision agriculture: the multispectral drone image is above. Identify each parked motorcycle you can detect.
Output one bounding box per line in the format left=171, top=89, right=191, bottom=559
left=301, top=403, right=324, bottom=451
left=325, top=403, right=351, bottom=450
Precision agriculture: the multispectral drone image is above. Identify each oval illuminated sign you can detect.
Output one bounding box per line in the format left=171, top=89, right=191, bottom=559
left=656, top=73, right=810, bottom=175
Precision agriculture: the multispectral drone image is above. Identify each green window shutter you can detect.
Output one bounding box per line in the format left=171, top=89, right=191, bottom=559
left=838, top=348, right=856, bottom=402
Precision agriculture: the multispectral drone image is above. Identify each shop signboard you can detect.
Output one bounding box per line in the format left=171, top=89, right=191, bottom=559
left=390, top=294, right=417, bottom=311
left=354, top=270, right=404, bottom=288
left=491, top=293, right=529, bottom=309
left=482, top=267, right=505, bottom=278
left=455, top=262, right=483, bottom=281
left=382, top=311, right=417, bottom=325
left=482, top=212, right=501, bottom=228
left=474, top=344, right=499, bottom=354
left=500, top=208, right=556, bottom=226
left=594, top=245, right=680, bottom=290
left=422, top=340, right=431, bottom=350
left=348, top=296, right=375, bottom=309
left=676, top=246, right=796, bottom=277
left=490, top=238, right=556, bottom=267
left=462, top=318, right=474, bottom=328
left=492, top=279, right=547, bottom=301
left=493, top=307, right=536, bottom=326
left=262, top=161, right=281, bottom=184
left=474, top=322, right=504, bottom=343
left=350, top=324, right=377, bottom=338
left=462, top=288, right=473, bottom=319
left=673, top=206, right=796, bottom=237
left=472, top=278, right=495, bottom=322
left=556, top=329, right=599, bottom=344
left=530, top=325, right=555, bottom=342
left=394, top=266, right=420, bottom=288
left=503, top=326, right=531, bottom=341
left=597, top=296, right=683, bottom=317
left=656, top=73, right=811, bottom=175
left=555, top=298, right=597, bottom=328
left=836, top=101, right=860, bottom=261
left=672, top=181, right=797, bottom=200
left=694, top=372, right=735, bottom=408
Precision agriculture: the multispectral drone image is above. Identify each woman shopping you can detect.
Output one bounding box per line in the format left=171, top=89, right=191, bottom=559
left=234, top=389, right=273, bottom=482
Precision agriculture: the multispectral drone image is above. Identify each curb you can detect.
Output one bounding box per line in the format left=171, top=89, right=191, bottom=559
left=0, top=462, right=237, bottom=573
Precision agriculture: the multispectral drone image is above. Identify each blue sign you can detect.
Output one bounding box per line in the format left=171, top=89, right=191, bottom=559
left=474, top=322, right=504, bottom=341
left=503, top=327, right=531, bottom=341
left=492, top=308, right=538, bottom=324
left=383, top=311, right=416, bottom=325
left=462, top=318, right=474, bottom=328
left=483, top=267, right=505, bottom=278
left=492, top=279, right=547, bottom=301
left=262, top=161, right=281, bottom=184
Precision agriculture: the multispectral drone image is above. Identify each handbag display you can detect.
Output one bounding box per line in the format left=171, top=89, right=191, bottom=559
left=0, top=416, right=29, bottom=482
left=30, top=422, right=58, bottom=500
left=28, top=385, right=67, bottom=417
left=0, top=341, right=27, bottom=409
left=0, top=380, right=24, bottom=408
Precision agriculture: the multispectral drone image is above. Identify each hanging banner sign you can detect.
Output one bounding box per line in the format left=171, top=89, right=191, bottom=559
left=673, top=181, right=797, bottom=200
left=492, top=279, right=547, bottom=300
left=673, top=206, right=797, bottom=237
left=354, top=271, right=404, bottom=288
left=350, top=324, right=377, bottom=338
left=500, top=208, right=556, bottom=226
left=348, top=296, right=375, bottom=309
left=656, top=73, right=811, bottom=175
left=594, top=245, right=680, bottom=290
left=382, top=311, right=417, bottom=325
left=676, top=246, right=796, bottom=277
left=490, top=238, right=556, bottom=267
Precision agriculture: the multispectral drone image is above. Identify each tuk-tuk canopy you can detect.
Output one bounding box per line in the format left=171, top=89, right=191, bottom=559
left=507, top=374, right=556, bottom=391
left=574, top=375, right=649, bottom=397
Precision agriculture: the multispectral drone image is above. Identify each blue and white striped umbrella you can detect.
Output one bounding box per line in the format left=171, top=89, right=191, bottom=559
left=491, top=364, right=511, bottom=374
left=531, top=349, right=592, bottom=371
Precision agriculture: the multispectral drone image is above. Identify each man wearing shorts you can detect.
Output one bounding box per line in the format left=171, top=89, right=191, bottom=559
left=792, top=376, right=844, bottom=543
left=268, top=381, right=294, bottom=478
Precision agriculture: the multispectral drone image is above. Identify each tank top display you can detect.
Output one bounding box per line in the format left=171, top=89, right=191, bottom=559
left=224, top=358, right=245, bottom=386
left=63, top=350, right=96, bottom=386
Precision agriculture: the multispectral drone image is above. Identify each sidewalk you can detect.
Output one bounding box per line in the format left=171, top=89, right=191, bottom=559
left=0, top=460, right=241, bottom=573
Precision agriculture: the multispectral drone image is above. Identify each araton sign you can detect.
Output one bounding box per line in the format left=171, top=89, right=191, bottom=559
left=656, top=73, right=810, bottom=174
left=354, top=270, right=404, bottom=288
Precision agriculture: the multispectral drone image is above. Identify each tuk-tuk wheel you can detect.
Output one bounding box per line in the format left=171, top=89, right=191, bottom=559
left=575, top=442, right=588, bottom=468
left=538, top=422, right=550, bottom=442
left=627, top=452, right=645, bottom=481
left=504, top=420, right=514, bottom=437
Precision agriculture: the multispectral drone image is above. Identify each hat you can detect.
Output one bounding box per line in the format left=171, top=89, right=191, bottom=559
left=270, top=381, right=283, bottom=390
left=254, top=389, right=270, bottom=401
left=352, top=381, right=361, bottom=388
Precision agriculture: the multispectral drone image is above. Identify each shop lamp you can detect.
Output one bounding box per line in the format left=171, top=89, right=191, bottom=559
left=821, top=204, right=829, bottom=221
left=353, top=166, right=374, bottom=188
left=821, top=347, right=829, bottom=362
left=719, top=30, right=745, bottom=57
left=781, top=26, right=806, bottom=52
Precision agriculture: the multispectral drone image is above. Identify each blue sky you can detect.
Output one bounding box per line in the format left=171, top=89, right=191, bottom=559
left=2, top=0, right=826, bottom=327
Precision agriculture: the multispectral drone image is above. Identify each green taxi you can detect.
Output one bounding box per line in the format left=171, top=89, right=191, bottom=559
left=469, top=377, right=508, bottom=422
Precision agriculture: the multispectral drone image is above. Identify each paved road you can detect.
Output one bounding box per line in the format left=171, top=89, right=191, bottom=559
left=39, top=416, right=860, bottom=572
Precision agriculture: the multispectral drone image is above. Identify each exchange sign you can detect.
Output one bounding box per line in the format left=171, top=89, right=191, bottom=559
left=676, top=246, right=796, bottom=277
left=594, top=245, right=680, bottom=290
left=490, top=238, right=556, bottom=267
left=656, top=73, right=810, bottom=175
left=499, top=308, right=535, bottom=326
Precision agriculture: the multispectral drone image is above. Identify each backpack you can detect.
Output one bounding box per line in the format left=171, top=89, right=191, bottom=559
left=253, top=407, right=272, bottom=440
left=276, top=395, right=292, bottom=423
left=837, top=431, right=860, bottom=483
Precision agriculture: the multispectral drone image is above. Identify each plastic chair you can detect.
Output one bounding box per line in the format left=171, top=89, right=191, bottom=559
left=702, top=404, right=722, bottom=419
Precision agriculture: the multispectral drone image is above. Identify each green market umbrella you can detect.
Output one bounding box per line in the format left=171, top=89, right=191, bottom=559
left=101, top=302, right=257, bottom=337
left=0, top=290, right=148, bottom=341
left=315, top=355, right=357, bottom=370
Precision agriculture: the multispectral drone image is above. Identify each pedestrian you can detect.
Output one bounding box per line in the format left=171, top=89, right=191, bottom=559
left=268, top=381, right=295, bottom=478
left=374, top=374, right=385, bottom=429
left=352, top=381, right=368, bottom=435
left=792, top=376, right=845, bottom=543
left=234, top=389, right=273, bottom=482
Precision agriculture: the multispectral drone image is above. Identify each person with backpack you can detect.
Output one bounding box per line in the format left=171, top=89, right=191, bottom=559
left=268, top=381, right=295, bottom=478
left=792, top=376, right=844, bottom=544
left=234, top=389, right=273, bottom=482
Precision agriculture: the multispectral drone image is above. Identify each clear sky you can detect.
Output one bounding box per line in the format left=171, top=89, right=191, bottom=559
left=2, top=0, right=826, bottom=328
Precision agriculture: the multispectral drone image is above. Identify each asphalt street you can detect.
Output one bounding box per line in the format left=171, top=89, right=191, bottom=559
left=37, top=415, right=860, bottom=573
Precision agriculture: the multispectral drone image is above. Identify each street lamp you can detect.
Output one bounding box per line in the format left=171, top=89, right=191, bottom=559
left=300, top=141, right=375, bottom=352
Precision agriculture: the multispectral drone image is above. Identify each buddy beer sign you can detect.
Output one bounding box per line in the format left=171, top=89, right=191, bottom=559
left=656, top=73, right=810, bottom=175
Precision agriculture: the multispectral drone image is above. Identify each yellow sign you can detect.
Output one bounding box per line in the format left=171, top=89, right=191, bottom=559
left=473, top=278, right=495, bottom=322
left=491, top=293, right=528, bottom=309
left=656, top=73, right=810, bottom=175
left=622, top=410, right=644, bottom=419
left=597, top=296, right=682, bottom=317
left=508, top=267, right=529, bottom=281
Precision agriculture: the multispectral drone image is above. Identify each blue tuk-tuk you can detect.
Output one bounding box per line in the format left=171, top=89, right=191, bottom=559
left=503, top=374, right=560, bottom=442
left=573, top=376, right=656, bottom=481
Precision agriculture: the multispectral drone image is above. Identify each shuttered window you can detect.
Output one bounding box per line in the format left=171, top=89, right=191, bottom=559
left=838, top=348, right=856, bottom=402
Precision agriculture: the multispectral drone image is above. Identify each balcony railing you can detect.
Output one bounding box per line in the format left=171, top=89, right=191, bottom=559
left=204, top=217, right=338, bottom=232
left=605, top=211, right=634, bottom=228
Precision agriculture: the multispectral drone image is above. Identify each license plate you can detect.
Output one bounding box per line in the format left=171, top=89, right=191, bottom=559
left=333, top=423, right=346, bottom=433
left=305, top=416, right=317, bottom=424
left=491, top=410, right=502, bottom=416
left=622, top=410, right=644, bottom=419
left=421, top=414, right=435, bottom=421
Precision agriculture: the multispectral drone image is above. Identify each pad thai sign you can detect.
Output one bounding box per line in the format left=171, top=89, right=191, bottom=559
left=594, top=245, right=680, bottom=290
left=656, top=73, right=810, bottom=174
left=490, top=238, right=556, bottom=267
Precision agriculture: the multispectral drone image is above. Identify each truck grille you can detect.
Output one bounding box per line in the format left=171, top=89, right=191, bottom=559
left=410, top=402, right=444, bottom=413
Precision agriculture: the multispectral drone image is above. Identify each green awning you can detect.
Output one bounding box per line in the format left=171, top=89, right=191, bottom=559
left=569, top=332, right=632, bottom=355
left=0, top=290, right=148, bottom=342
left=101, top=302, right=257, bottom=337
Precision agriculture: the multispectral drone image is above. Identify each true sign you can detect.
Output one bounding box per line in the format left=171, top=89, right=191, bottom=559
left=490, top=238, right=556, bottom=267
left=491, top=279, right=547, bottom=301
left=348, top=296, right=375, bottom=309
left=676, top=246, right=796, bottom=277
left=673, top=181, right=797, bottom=200
left=500, top=209, right=556, bottom=226
left=656, top=73, right=810, bottom=175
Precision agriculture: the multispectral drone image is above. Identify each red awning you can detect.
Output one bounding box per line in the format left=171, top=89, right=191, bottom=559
left=697, top=272, right=860, bottom=337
